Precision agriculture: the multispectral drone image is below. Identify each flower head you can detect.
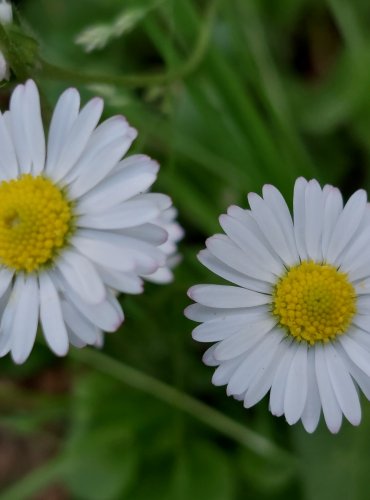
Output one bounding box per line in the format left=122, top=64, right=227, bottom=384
left=0, top=0, right=12, bottom=81
left=186, top=178, right=370, bottom=433
left=0, top=80, right=181, bottom=363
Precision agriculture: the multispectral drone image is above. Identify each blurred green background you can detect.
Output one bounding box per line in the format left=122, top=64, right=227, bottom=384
left=1, top=0, right=370, bottom=498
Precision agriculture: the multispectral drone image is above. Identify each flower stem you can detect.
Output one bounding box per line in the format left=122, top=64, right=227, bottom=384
left=70, top=347, right=296, bottom=465
left=1, top=0, right=219, bottom=89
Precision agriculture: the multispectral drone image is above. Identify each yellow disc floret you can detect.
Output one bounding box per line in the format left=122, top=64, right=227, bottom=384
left=273, top=261, right=356, bottom=344
left=0, top=175, right=73, bottom=273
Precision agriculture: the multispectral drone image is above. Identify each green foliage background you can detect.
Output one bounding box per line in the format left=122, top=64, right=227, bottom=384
left=1, top=0, right=370, bottom=498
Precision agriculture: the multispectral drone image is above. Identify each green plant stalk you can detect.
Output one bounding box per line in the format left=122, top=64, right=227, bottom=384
left=70, top=348, right=296, bottom=464
left=22, top=0, right=217, bottom=88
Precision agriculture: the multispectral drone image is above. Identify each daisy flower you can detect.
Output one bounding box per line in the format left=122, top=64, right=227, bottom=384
left=0, top=79, right=181, bottom=363
left=0, top=0, right=13, bottom=81
left=186, top=178, right=370, bottom=433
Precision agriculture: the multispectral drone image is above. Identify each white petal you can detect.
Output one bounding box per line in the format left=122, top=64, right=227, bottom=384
left=339, top=334, right=370, bottom=376
left=305, top=179, right=324, bottom=261
left=226, top=329, right=283, bottom=396
left=9, top=84, right=31, bottom=173
left=11, top=275, right=39, bottom=364
left=339, top=231, right=370, bottom=274
left=244, top=339, right=288, bottom=408
left=77, top=199, right=160, bottom=230
left=0, top=268, right=13, bottom=297
left=184, top=303, right=270, bottom=323
left=76, top=155, right=157, bottom=214
left=72, top=232, right=136, bottom=272
left=326, top=189, right=367, bottom=263
left=52, top=97, right=104, bottom=182
left=325, top=342, right=361, bottom=426
left=206, top=235, right=276, bottom=283
left=68, top=129, right=137, bottom=198
left=347, top=259, right=370, bottom=282
left=24, top=80, right=46, bottom=175
left=355, top=279, right=370, bottom=295
left=293, top=177, right=308, bottom=260
left=56, top=250, right=106, bottom=304
left=0, top=111, right=18, bottom=179
left=39, top=273, right=69, bottom=356
left=284, top=342, right=308, bottom=425
left=191, top=311, right=268, bottom=342
left=142, top=266, right=173, bottom=284
left=321, top=187, right=343, bottom=259
left=0, top=283, right=16, bottom=355
left=262, top=184, right=299, bottom=264
left=354, top=296, right=370, bottom=315
left=348, top=328, right=370, bottom=351
left=202, top=344, right=219, bottom=367
left=352, top=314, right=370, bottom=332
left=139, top=193, right=172, bottom=211
left=269, top=341, right=298, bottom=416
left=68, top=329, right=87, bottom=348
left=74, top=229, right=165, bottom=273
left=46, top=88, right=80, bottom=174
left=66, top=116, right=130, bottom=184
left=345, top=355, right=370, bottom=401
left=198, top=249, right=272, bottom=294
left=301, top=347, right=321, bottom=433
left=188, top=284, right=271, bottom=308
left=122, top=223, right=168, bottom=246
left=248, top=193, right=296, bottom=266
left=219, top=213, right=284, bottom=276
left=61, top=300, right=99, bottom=344
left=212, top=356, right=245, bottom=386
left=98, top=267, right=143, bottom=295
left=315, top=343, right=342, bottom=433
left=214, top=317, right=277, bottom=361
left=67, top=288, right=123, bottom=332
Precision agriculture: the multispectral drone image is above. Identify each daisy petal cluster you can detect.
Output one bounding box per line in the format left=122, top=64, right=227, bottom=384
left=0, top=0, right=12, bottom=81
left=186, top=178, right=370, bottom=433
left=0, top=80, right=181, bottom=363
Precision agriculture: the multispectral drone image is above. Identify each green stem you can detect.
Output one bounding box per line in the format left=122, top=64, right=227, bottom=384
left=37, top=0, right=218, bottom=88
left=70, top=348, right=295, bottom=464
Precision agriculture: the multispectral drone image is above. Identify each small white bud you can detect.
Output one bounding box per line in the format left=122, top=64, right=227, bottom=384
left=0, top=0, right=12, bottom=25
left=0, top=1, right=12, bottom=81
left=0, top=50, right=9, bottom=80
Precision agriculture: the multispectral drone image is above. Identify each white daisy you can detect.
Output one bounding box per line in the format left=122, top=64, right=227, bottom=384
left=0, top=0, right=12, bottom=81
left=186, top=178, right=370, bottom=433
left=0, top=79, right=180, bottom=363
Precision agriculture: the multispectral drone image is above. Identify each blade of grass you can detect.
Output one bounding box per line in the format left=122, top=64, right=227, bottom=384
left=69, top=348, right=297, bottom=466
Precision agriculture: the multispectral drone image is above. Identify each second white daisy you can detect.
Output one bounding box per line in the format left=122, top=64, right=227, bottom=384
left=187, top=178, right=370, bottom=433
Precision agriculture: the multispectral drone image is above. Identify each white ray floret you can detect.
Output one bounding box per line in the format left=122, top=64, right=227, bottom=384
left=0, top=80, right=182, bottom=363
left=187, top=178, right=370, bottom=433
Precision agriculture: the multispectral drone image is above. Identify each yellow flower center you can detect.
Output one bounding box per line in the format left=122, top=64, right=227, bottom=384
left=273, top=261, right=356, bottom=344
left=0, top=175, right=73, bottom=273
